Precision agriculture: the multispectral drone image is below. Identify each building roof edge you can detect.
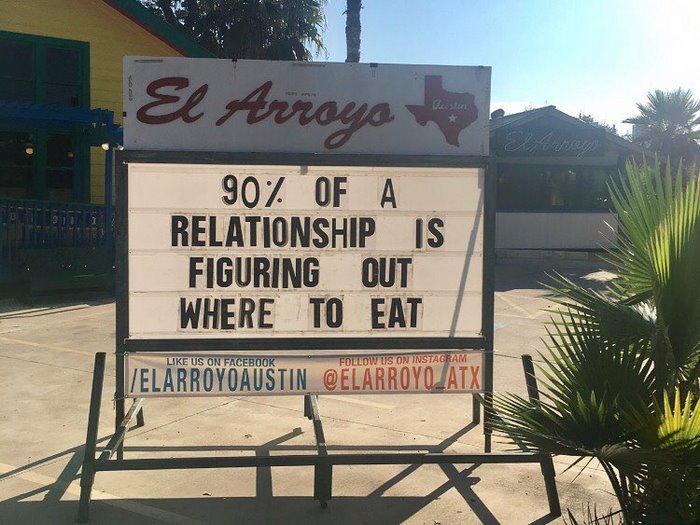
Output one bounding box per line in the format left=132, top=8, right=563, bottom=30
left=102, top=0, right=215, bottom=58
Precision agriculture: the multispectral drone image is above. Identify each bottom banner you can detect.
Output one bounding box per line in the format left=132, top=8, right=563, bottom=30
left=124, top=351, right=484, bottom=398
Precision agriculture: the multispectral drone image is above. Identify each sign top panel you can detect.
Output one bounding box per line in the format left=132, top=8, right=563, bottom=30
left=124, top=58, right=491, bottom=156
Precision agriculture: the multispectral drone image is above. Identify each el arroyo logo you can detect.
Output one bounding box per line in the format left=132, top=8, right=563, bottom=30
left=406, top=75, right=479, bottom=147
left=135, top=73, right=479, bottom=149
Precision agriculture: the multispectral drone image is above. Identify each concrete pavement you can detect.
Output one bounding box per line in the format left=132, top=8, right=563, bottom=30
left=0, top=261, right=619, bottom=524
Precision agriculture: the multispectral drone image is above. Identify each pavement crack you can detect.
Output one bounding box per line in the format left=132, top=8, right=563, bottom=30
left=0, top=354, right=105, bottom=375
left=125, top=399, right=242, bottom=439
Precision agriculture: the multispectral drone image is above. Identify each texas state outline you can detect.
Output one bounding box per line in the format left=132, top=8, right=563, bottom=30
left=406, top=75, right=479, bottom=147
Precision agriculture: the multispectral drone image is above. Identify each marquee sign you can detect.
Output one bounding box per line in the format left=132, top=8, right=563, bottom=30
left=124, top=58, right=491, bottom=156
left=75, top=58, right=563, bottom=523
left=119, top=58, right=492, bottom=399
left=126, top=163, right=484, bottom=343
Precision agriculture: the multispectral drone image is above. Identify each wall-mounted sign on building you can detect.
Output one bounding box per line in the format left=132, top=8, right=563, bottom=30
left=491, top=116, right=605, bottom=158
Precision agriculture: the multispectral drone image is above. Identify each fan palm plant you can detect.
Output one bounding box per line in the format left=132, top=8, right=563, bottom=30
left=625, top=89, right=700, bottom=170
left=494, top=159, right=700, bottom=524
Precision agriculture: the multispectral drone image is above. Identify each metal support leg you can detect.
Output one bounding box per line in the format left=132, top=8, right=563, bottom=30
left=521, top=354, right=540, bottom=402
left=522, top=354, right=561, bottom=517
left=115, top=397, right=125, bottom=460
left=471, top=393, right=481, bottom=424
left=314, top=462, right=332, bottom=509
left=303, top=394, right=312, bottom=420
left=100, top=399, right=144, bottom=462
left=77, top=353, right=106, bottom=523
left=136, top=402, right=145, bottom=428
left=540, top=454, right=561, bottom=516
left=483, top=392, right=493, bottom=453
left=308, top=395, right=332, bottom=508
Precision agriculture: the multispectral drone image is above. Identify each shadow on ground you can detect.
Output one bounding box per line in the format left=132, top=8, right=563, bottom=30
left=0, top=293, right=113, bottom=316
left=0, top=421, right=559, bottom=525
left=496, top=259, right=614, bottom=293
left=1, top=484, right=559, bottom=525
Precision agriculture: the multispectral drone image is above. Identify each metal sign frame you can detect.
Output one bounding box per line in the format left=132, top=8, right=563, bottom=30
left=114, top=149, right=493, bottom=426
left=76, top=150, right=561, bottom=522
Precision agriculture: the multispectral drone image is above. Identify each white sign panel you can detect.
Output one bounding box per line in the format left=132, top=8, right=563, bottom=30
left=124, top=58, right=491, bottom=156
left=127, top=164, right=483, bottom=340
left=125, top=351, right=484, bottom=397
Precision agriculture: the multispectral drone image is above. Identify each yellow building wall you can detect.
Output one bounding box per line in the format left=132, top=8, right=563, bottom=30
left=0, top=0, right=184, bottom=203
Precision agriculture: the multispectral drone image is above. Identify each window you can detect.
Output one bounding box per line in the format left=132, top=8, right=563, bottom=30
left=45, top=46, right=83, bottom=106
left=497, top=165, right=617, bottom=211
left=0, top=31, right=90, bottom=202
left=0, top=131, right=34, bottom=198
left=47, top=134, right=76, bottom=201
left=0, top=40, right=34, bottom=103
left=0, top=31, right=88, bottom=107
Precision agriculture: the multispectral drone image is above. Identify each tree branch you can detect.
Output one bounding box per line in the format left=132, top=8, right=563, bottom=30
left=183, top=0, right=199, bottom=31
left=156, top=0, right=178, bottom=26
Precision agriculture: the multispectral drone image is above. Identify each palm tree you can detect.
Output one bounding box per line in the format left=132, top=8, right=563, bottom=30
left=143, top=0, right=327, bottom=60
left=494, top=160, right=700, bottom=524
left=625, top=89, right=700, bottom=170
left=345, top=0, right=362, bottom=63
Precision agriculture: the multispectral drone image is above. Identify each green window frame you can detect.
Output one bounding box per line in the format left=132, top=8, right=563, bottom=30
left=0, top=30, right=90, bottom=202
left=0, top=30, right=90, bottom=107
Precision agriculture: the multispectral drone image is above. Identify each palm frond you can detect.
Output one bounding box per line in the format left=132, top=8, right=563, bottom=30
left=649, top=170, right=700, bottom=386
left=604, top=160, right=700, bottom=393
left=619, top=390, right=700, bottom=524
left=493, top=310, right=655, bottom=457
left=545, top=273, right=655, bottom=350
left=565, top=506, right=623, bottom=525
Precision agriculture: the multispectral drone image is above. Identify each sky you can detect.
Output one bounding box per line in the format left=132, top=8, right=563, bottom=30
left=319, top=0, right=700, bottom=135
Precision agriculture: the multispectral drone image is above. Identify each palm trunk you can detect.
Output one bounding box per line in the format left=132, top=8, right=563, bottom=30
left=345, top=0, right=361, bottom=63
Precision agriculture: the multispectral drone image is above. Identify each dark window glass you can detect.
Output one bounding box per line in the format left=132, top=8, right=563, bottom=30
left=0, top=131, right=34, bottom=198
left=46, top=134, right=75, bottom=201
left=0, top=80, right=34, bottom=103
left=45, top=46, right=82, bottom=107
left=0, top=40, right=33, bottom=79
left=0, top=40, right=34, bottom=103
left=45, top=82, right=81, bottom=106
left=46, top=47, right=80, bottom=83
left=497, top=165, right=615, bottom=211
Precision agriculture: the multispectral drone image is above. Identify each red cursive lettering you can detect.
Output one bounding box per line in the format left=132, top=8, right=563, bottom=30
left=136, top=77, right=208, bottom=124
left=215, top=80, right=394, bottom=149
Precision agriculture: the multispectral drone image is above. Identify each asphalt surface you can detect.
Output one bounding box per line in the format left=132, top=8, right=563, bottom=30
left=0, top=260, right=618, bottom=524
